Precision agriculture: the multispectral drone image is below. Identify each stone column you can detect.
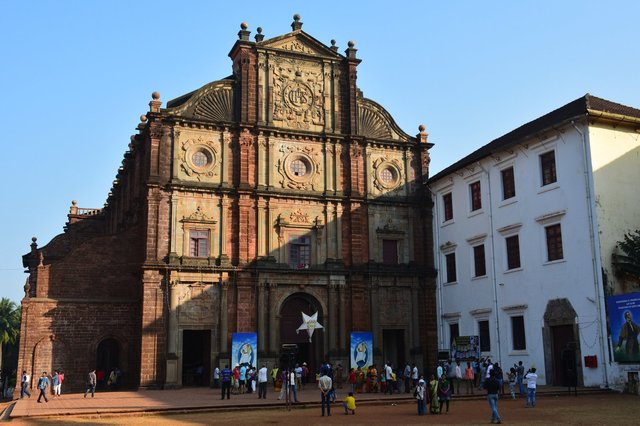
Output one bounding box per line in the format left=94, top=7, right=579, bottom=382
left=326, top=141, right=335, bottom=194
left=168, top=282, right=179, bottom=354
left=335, top=144, right=343, bottom=193
left=336, top=203, right=343, bottom=259
left=221, top=131, right=230, bottom=186
left=257, top=199, right=267, bottom=257
left=258, top=282, right=266, bottom=352
left=219, top=195, right=230, bottom=263
left=338, top=282, right=346, bottom=352
left=220, top=281, right=229, bottom=354
left=268, top=283, right=278, bottom=354
left=411, top=283, right=420, bottom=349
left=328, top=282, right=337, bottom=352
left=371, top=280, right=381, bottom=355
left=327, top=203, right=337, bottom=260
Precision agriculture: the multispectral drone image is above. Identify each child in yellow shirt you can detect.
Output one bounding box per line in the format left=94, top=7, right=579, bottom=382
left=343, top=391, right=356, bottom=415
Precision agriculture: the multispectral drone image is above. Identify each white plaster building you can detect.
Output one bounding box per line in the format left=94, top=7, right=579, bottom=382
left=428, top=95, right=640, bottom=389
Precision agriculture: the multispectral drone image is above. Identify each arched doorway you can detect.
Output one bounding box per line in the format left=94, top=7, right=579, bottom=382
left=96, top=338, right=120, bottom=389
left=279, top=294, right=324, bottom=378
left=542, top=299, right=583, bottom=386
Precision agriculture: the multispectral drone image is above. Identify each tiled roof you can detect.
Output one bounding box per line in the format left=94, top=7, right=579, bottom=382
left=428, top=94, right=640, bottom=183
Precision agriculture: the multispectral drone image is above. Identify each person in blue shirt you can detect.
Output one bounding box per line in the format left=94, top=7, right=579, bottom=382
left=220, top=365, right=232, bottom=400
left=239, top=364, right=247, bottom=393
left=36, top=372, right=50, bottom=403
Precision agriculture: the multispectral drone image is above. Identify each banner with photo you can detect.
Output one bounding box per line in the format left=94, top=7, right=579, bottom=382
left=607, top=292, right=640, bottom=363
left=231, top=332, right=258, bottom=368
left=451, top=335, right=481, bottom=361
left=350, top=332, right=373, bottom=370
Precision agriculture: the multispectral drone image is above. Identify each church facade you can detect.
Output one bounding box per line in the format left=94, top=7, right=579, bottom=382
left=18, top=16, right=436, bottom=390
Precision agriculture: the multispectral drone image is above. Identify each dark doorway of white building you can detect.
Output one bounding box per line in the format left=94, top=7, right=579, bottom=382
left=182, top=330, right=211, bottom=386
left=551, top=324, right=575, bottom=386
left=96, top=338, right=119, bottom=389
left=382, top=329, right=405, bottom=371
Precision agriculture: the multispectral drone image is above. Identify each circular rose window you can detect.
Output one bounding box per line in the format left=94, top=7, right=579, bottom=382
left=380, top=167, right=396, bottom=183
left=290, top=159, right=307, bottom=177
left=192, top=150, right=209, bottom=168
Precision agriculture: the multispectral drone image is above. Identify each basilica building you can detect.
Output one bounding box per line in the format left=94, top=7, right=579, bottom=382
left=18, top=15, right=436, bottom=390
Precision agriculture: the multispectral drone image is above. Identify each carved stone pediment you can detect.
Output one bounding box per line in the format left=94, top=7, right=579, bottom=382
left=260, top=33, right=340, bottom=58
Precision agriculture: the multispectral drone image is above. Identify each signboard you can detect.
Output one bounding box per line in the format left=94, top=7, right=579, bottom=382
left=607, top=292, right=640, bottom=363
left=350, top=332, right=373, bottom=370
left=451, top=335, right=481, bottom=360
left=231, top=332, right=258, bottom=368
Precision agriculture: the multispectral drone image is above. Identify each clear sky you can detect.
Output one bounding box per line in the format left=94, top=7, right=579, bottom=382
left=1, top=0, right=639, bottom=304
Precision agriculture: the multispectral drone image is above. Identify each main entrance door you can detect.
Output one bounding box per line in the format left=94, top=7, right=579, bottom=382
left=382, top=329, right=405, bottom=370
left=182, top=330, right=211, bottom=386
left=551, top=325, right=574, bottom=386
left=279, top=294, right=323, bottom=378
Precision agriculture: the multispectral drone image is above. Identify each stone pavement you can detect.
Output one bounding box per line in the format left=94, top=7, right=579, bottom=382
left=7, top=384, right=607, bottom=420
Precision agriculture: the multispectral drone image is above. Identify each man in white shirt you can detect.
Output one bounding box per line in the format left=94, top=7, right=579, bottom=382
left=385, top=363, right=394, bottom=395
left=213, top=367, right=220, bottom=389
left=257, top=364, right=268, bottom=399
left=412, top=364, right=419, bottom=389
left=525, top=367, right=538, bottom=408
left=318, top=372, right=333, bottom=416
left=455, top=361, right=463, bottom=395
left=20, top=371, right=31, bottom=399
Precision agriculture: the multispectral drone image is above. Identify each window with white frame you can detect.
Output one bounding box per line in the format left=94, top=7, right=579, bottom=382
left=506, top=235, right=521, bottom=270
left=501, top=166, right=516, bottom=200
left=449, top=322, right=460, bottom=347
left=478, top=320, right=490, bottom=352
left=545, top=223, right=563, bottom=261
left=443, top=192, right=453, bottom=222
left=511, top=315, right=526, bottom=350
left=445, top=252, right=457, bottom=283
left=469, top=181, right=482, bottom=211
left=473, top=244, right=486, bottom=277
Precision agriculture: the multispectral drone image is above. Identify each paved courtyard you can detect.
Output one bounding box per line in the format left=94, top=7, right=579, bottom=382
left=2, top=385, right=637, bottom=424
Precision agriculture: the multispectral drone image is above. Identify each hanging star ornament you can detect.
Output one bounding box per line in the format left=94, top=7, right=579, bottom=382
left=296, top=311, right=323, bottom=342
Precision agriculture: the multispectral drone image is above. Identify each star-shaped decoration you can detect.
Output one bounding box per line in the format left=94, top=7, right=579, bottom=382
left=296, top=311, right=323, bottom=342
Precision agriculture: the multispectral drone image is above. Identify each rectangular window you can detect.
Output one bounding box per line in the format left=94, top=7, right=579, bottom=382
left=443, top=192, right=453, bottom=221
left=501, top=167, right=516, bottom=200
left=506, top=235, right=521, bottom=270
left=289, top=236, right=311, bottom=269
left=479, top=320, right=491, bottom=352
left=449, top=323, right=460, bottom=347
left=470, top=181, right=482, bottom=211
left=545, top=224, right=564, bottom=261
left=473, top=244, right=486, bottom=277
left=511, top=316, right=526, bottom=350
left=189, top=230, right=209, bottom=257
left=445, top=252, right=457, bottom=283
left=540, top=151, right=557, bottom=186
left=382, top=239, right=398, bottom=265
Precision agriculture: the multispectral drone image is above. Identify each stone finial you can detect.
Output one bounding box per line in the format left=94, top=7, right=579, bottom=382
left=255, top=26, right=264, bottom=42
left=330, top=39, right=338, bottom=53
left=238, top=22, right=251, bottom=41
left=345, top=40, right=357, bottom=59
left=140, top=114, right=148, bottom=123
left=417, top=124, right=429, bottom=143
left=70, top=200, right=78, bottom=215
left=149, top=92, right=162, bottom=113
left=30, top=237, right=38, bottom=254
left=291, top=14, right=303, bottom=31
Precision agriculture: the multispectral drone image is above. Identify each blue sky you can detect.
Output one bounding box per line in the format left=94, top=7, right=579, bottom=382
left=1, top=0, right=639, bottom=304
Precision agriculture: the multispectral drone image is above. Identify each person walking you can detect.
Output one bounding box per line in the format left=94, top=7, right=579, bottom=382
left=57, top=371, right=65, bottom=396
left=508, top=368, right=517, bottom=400
left=485, top=370, right=502, bottom=424
left=415, top=378, right=427, bottom=415
left=220, top=364, right=231, bottom=400
left=258, top=364, right=268, bottom=399
left=319, top=370, right=332, bottom=416
left=84, top=369, right=97, bottom=398
left=36, top=372, right=50, bottom=403
left=20, top=370, right=31, bottom=399
left=525, top=367, right=538, bottom=408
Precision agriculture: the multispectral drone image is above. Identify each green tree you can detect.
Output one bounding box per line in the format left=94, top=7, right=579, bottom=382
left=612, top=230, right=640, bottom=280
left=0, top=298, right=20, bottom=372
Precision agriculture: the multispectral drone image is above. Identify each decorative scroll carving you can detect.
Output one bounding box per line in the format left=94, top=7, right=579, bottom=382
left=270, top=39, right=316, bottom=55
left=372, top=156, right=404, bottom=192
left=276, top=143, right=322, bottom=191
left=289, top=209, right=310, bottom=223
left=180, top=136, right=219, bottom=181
left=184, top=206, right=215, bottom=223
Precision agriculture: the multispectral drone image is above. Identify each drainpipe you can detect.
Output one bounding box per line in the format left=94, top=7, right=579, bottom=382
left=571, top=120, right=609, bottom=387
left=479, top=163, right=502, bottom=367
left=427, top=186, right=446, bottom=352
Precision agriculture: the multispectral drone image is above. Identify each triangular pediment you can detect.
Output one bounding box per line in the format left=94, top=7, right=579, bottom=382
left=260, top=32, right=342, bottom=59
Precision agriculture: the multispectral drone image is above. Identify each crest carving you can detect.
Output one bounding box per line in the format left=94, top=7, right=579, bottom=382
left=272, top=58, right=324, bottom=130
left=177, top=284, right=217, bottom=324
left=270, top=39, right=316, bottom=55
left=184, top=206, right=214, bottom=222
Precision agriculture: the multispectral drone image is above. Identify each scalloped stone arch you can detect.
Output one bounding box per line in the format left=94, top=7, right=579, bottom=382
left=194, top=87, right=234, bottom=122
left=358, top=104, right=393, bottom=139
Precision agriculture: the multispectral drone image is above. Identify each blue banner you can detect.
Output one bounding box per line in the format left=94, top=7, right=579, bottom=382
left=231, top=332, right=258, bottom=368
left=350, top=332, right=373, bottom=370
left=608, top=292, right=640, bottom=363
